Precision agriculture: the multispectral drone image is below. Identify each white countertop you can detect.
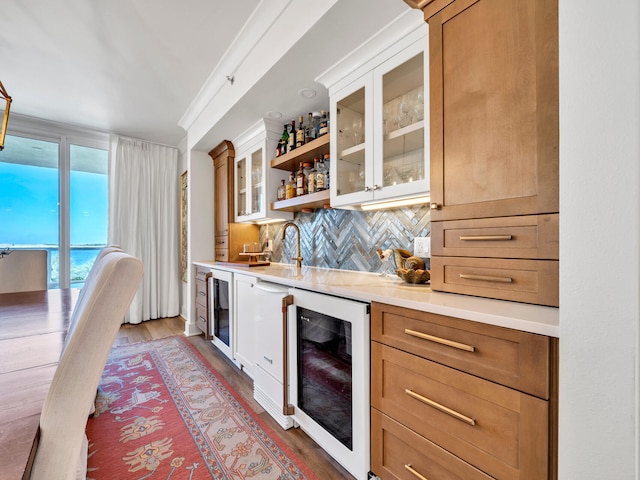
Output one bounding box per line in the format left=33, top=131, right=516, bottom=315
left=194, top=261, right=559, bottom=337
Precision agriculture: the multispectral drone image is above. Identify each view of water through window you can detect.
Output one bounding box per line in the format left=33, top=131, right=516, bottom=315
left=0, top=134, right=108, bottom=288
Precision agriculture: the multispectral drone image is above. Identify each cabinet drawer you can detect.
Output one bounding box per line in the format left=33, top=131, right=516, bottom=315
left=215, top=248, right=229, bottom=262
left=194, top=266, right=209, bottom=281
left=430, top=256, right=559, bottom=307
left=431, top=214, right=558, bottom=259
left=371, top=302, right=550, bottom=398
left=371, top=408, right=493, bottom=480
left=195, top=302, right=208, bottom=336
left=215, top=235, right=229, bottom=249
left=195, top=279, right=207, bottom=307
left=371, top=342, right=549, bottom=480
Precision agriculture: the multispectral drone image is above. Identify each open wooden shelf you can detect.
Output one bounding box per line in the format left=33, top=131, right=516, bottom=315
left=270, top=190, right=331, bottom=212
left=270, top=135, right=330, bottom=171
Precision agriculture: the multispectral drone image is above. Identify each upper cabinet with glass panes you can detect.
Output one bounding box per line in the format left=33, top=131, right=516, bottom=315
left=319, top=16, right=428, bottom=209
left=233, top=119, right=292, bottom=223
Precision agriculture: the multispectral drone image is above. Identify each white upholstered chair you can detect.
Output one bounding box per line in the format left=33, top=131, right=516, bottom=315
left=0, top=249, right=48, bottom=294
left=24, top=251, right=143, bottom=480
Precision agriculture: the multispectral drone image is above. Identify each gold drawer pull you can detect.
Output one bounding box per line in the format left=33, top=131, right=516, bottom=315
left=459, top=234, right=512, bottom=241
left=405, top=464, right=429, bottom=480
left=404, top=328, right=475, bottom=352
left=405, top=389, right=476, bottom=426
left=459, top=273, right=513, bottom=283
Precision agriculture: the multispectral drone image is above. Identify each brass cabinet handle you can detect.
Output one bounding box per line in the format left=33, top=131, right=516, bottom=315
left=282, top=295, right=295, bottom=416
left=459, top=234, right=512, bottom=241
left=405, top=389, right=476, bottom=426
left=405, top=464, right=429, bottom=480
left=404, top=328, right=475, bottom=352
left=459, top=273, right=513, bottom=283
left=430, top=202, right=441, bottom=210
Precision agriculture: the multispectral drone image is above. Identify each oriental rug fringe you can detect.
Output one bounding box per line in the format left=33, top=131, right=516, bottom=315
left=85, top=335, right=318, bottom=480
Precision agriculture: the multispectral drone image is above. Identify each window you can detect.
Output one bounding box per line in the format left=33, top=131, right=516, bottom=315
left=0, top=127, right=109, bottom=288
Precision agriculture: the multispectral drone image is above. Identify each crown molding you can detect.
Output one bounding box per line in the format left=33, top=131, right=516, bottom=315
left=179, top=0, right=293, bottom=133
left=315, top=9, right=426, bottom=92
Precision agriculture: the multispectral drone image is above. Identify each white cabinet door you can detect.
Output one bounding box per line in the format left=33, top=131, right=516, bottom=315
left=253, top=282, right=289, bottom=382
left=233, top=272, right=257, bottom=376
left=234, top=119, right=292, bottom=223
left=328, top=24, right=429, bottom=209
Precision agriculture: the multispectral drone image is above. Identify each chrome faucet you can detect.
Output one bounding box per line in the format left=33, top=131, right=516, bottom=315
left=281, top=222, right=303, bottom=269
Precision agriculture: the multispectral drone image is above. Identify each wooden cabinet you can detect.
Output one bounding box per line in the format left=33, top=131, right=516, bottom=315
left=408, top=0, right=559, bottom=306
left=370, top=302, right=558, bottom=480
left=194, top=265, right=211, bottom=338
left=209, top=140, right=259, bottom=262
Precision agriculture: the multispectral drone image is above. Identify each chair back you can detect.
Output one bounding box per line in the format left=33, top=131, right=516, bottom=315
left=0, top=250, right=47, bottom=293
left=26, top=251, right=143, bottom=480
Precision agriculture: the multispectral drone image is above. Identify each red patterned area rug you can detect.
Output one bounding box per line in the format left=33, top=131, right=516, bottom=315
left=86, top=336, right=319, bottom=480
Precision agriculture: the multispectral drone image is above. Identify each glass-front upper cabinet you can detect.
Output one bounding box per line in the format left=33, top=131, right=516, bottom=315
left=328, top=22, right=428, bottom=209
left=234, top=119, right=292, bottom=223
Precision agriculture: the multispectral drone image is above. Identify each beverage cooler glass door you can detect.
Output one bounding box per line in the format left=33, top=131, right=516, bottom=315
left=210, top=268, right=234, bottom=361
left=287, top=288, right=370, bottom=480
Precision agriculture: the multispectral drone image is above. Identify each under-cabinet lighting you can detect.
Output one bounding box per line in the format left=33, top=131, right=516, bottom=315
left=360, top=195, right=430, bottom=211
left=254, top=218, right=287, bottom=225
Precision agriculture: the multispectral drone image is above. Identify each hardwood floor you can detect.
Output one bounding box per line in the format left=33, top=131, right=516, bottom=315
left=115, top=317, right=355, bottom=479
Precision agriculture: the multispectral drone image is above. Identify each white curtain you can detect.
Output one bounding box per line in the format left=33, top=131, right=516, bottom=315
left=108, top=136, right=180, bottom=324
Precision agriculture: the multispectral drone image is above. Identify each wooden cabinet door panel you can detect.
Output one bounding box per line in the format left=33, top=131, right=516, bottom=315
left=431, top=214, right=559, bottom=259
left=429, top=0, right=558, bottom=221
left=430, top=256, right=559, bottom=307
left=371, top=408, right=494, bottom=480
left=372, top=342, right=549, bottom=479
left=371, top=302, right=551, bottom=398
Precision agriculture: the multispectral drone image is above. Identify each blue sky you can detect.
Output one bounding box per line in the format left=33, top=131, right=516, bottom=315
left=0, top=162, right=107, bottom=245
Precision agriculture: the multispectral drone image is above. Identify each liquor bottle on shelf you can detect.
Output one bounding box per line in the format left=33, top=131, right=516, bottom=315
left=286, top=172, right=296, bottom=199
left=278, top=123, right=289, bottom=157
left=296, top=115, right=306, bottom=148
left=323, top=153, right=331, bottom=190
left=317, top=110, right=329, bottom=137
left=315, top=157, right=327, bottom=191
left=308, top=158, right=318, bottom=194
left=306, top=112, right=316, bottom=143
left=288, top=120, right=296, bottom=152
left=296, top=162, right=307, bottom=196
left=277, top=179, right=286, bottom=201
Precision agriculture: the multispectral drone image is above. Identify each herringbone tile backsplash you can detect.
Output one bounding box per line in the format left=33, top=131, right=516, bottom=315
left=260, top=205, right=430, bottom=274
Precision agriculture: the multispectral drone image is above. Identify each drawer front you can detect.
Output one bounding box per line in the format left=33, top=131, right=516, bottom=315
left=371, top=409, right=494, bottom=480
left=215, top=235, right=229, bottom=249
left=371, top=302, right=550, bottom=398
left=194, top=266, right=209, bottom=281
left=431, top=214, right=558, bottom=259
left=195, top=279, right=207, bottom=307
left=371, top=343, right=549, bottom=480
left=215, top=248, right=229, bottom=262
left=430, top=256, right=559, bottom=307
left=195, top=302, right=208, bottom=335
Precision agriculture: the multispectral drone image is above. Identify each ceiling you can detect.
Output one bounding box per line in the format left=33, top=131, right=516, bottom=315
left=1, top=0, right=417, bottom=149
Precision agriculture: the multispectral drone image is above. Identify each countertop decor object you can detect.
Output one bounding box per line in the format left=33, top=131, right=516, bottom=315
left=396, top=267, right=430, bottom=284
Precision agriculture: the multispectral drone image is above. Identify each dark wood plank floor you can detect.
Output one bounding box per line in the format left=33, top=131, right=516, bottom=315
left=115, top=317, right=354, bottom=479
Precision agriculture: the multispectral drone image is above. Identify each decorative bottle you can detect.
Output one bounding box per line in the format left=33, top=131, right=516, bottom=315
left=288, top=120, right=296, bottom=151
left=296, top=115, right=306, bottom=148
left=286, top=172, right=296, bottom=199
left=277, top=179, right=286, bottom=201
left=296, top=162, right=307, bottom=196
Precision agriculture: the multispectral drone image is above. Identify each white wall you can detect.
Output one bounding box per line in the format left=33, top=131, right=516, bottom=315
left=559, top=0, right=640, bottom=478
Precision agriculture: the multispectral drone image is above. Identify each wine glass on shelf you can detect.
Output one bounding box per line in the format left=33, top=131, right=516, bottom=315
left=352, top=116, right=364, bottom=146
